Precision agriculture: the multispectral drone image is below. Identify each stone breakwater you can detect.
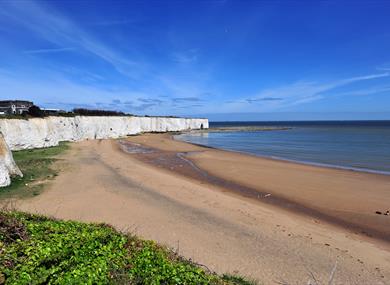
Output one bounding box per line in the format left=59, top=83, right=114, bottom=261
left=0, top=116, right=208, bottom=186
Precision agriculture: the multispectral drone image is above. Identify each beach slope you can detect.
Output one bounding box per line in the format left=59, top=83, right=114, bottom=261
left=13, top=134, right=390, bottom=284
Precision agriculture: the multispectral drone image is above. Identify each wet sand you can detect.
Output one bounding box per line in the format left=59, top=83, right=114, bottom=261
left=123, top=134, right=390, bottom=243
left=12, top=134, right=390, bottom=284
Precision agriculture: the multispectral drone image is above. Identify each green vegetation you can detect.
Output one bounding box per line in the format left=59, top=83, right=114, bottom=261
left=0, top=211, right=255, bottom=285
left=0, top=143, right=69, bottom=200
left=0, top=142, right=255, bottom=284
left=0, top=115, right=29, bottom=120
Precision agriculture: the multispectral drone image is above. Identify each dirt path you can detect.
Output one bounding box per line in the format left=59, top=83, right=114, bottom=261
left=15, top=137, right=390, bottom=284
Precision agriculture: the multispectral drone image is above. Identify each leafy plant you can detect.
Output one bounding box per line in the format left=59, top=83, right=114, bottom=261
left=0, top=211, right=255, bottom=285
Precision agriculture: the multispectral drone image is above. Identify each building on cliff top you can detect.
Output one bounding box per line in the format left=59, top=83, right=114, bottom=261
left=0, top=100, right=33, bottom=115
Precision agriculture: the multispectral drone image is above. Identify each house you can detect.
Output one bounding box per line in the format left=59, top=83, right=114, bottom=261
left=0, top=100, right=33, bottom=115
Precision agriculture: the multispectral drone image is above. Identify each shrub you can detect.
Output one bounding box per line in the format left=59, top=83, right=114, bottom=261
left=72, top=108, right=127, bottom=116
left=27, top=105, right=45, bottom=118
left=0, top=211, right=254, bottom=285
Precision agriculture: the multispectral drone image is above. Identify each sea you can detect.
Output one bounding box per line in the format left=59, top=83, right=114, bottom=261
left=175, top=121, right=390, bottom=175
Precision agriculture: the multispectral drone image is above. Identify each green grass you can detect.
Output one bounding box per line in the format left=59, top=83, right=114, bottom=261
left=0, top=211, right=256, bottom=285
left=0, top=143, right=69, bottom=200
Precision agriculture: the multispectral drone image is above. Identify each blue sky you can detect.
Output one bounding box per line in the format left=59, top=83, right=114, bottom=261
left=1, top=0, right=390, bottom=121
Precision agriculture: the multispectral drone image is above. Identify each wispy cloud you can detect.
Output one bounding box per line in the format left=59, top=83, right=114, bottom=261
left=172, top=97, right=202, bottom=103
left=331, top=86, right=390, bottom=98
left=137, top=98, right=164, bottom=104
left=133, top=103, right=157, bottom=111
left=123, top=101, right=158, bottom=111
left=0, top=1, right=213, bottom=111
left=174, top=104, right=204, bottom=109
left=1, top=1, right=388, bottom=118
left=377, top=63, right=390, bottom=71
left=242, top=72, right=390, bottom=110
left=0, top=1, right=143, bottom=79
left=172, top=49, right=198, bottom=63
left=339, top=72, right=389, bottom=84
left=0, top=72, right=143, bottom=112
left=89, top=19, right=134, bottom=27
left=246, top=97, right=283, bottom=103
left=23, top=47, right=75, bottom=54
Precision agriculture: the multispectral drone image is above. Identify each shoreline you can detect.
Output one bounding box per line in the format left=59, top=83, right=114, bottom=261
left=12, top=134, right=390, bottom=283
left=123, top=137, right=390, bottom=243
left=124, top=133, right=390, bottom=244
left=175, top=133, right=390, bottom=177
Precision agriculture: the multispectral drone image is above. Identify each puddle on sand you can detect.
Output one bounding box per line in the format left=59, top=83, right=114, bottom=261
left=118, top=140, right=155, bottom=154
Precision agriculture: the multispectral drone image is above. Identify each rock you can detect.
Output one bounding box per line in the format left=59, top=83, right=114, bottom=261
left=0, top=132, right=23, bottom=187
left=0, top=116, right=209, bottom=151
left=375, top=211, right=382, bottom=215
left=0, top=164, right=10, bottom=187
left=0, top=116, right=207, bottom=187
left=385, top=211, right=389, bottom=216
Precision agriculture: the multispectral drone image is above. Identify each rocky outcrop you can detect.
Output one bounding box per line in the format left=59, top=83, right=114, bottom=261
left=0, top=116, right=208, bottom=151
left=0, top=133, right=23, bottom=187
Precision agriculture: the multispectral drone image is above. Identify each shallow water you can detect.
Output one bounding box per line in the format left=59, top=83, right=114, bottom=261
left=175, top=121, right=390, bottom=175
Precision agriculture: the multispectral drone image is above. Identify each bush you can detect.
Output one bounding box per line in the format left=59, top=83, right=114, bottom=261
left=27, top=105, right=45, bottom=118
left=72, top=108, right=127, bottom=116
left=0, top=212, right=127, bottom=284
left=0, top=211, right=255, bottom=285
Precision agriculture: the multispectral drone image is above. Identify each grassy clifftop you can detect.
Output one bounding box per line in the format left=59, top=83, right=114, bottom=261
left=0, top=211, right=255, bottom=285
left=0, top=143, right=69, bottom=200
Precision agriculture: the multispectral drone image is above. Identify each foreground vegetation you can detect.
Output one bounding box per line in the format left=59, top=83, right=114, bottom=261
left=0, top=211, right=255, bottom=284
left=0, top=145, right=254, bottom=284
left=0, top=143, right=69, bottom=200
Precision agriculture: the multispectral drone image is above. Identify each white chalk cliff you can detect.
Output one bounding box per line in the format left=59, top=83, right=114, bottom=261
left=0, top=116, right=207, bottom=187
left=0, top=116, right=208, bottom=151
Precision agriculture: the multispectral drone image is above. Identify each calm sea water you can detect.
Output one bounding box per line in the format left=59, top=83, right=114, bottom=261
left=175, top=121, right=390, bottom=175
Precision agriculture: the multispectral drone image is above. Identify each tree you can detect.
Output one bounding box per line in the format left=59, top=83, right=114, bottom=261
left=72, top=108, right=127, bottom=116
left=28, top=105, right=45, bottom=118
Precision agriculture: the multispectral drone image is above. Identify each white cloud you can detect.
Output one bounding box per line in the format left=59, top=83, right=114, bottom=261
left=0, top=1, right=212, bottom=112
left=339, top=72, right=389, bottom=84
left=240, top=72, right=390, bottom=111
left=0, top=1, right=144, bottom=79
left=376, top=63, right=390, bottom=72
left=172, top=49, right=198, bottom=63
left=0, top=72, right=141, bottom=110
left=331, top=86, right=390, bottom=98
left=1, top=1, right=388, bottom=116
left=23, top=47, right=75, bottom=54
left=89, top=19, right=135, bottom=27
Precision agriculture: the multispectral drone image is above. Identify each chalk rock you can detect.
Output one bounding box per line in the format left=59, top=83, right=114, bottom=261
left=0, top=132, right=23, bottom=187
left=0, top=116, right=208, bottom=151
left=0, top=116, right=207, bottom=187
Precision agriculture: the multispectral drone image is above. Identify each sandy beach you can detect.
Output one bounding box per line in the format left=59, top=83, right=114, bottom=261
left=14, top=134, right=390, bottom=284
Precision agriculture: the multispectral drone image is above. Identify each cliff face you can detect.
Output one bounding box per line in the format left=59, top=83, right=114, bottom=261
left=0, top=116, right=207, bottom=187
left=0, top=133, right=23, bottom=187
left=0, top=116, right=208, bottom=151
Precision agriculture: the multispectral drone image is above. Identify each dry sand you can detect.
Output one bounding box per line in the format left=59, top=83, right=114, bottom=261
left=13, top=134, right=390, bottom=284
